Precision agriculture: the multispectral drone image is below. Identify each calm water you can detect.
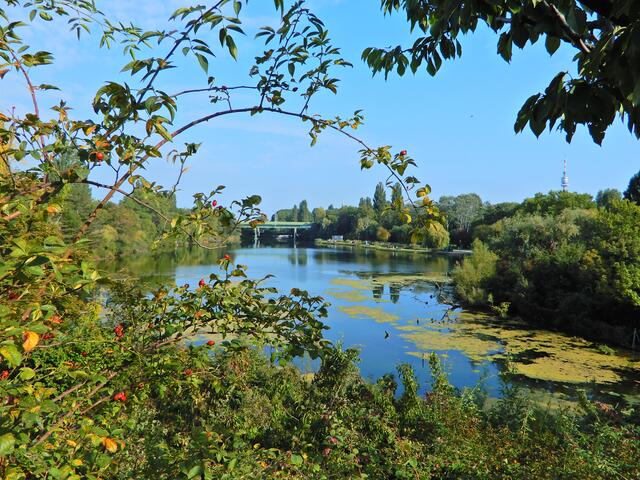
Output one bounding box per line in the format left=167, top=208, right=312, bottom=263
left=107, top=244, right=640, bottom=405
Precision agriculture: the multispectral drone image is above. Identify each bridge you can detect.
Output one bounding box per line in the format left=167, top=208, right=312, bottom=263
left=239, top=221, right=314, bottom=244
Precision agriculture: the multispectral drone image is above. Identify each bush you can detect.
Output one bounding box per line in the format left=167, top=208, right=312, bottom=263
left=452, top=239, right=498, bottom=306
left=376, top=226, right=391, bottom=242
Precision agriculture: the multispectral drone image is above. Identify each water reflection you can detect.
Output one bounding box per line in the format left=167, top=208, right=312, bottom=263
left=100, top=244, right=640, bottom=406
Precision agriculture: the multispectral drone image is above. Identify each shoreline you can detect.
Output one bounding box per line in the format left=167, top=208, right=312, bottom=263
left=314, top=238, right=472, bottom=256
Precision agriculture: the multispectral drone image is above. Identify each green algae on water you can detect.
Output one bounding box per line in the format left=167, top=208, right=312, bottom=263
left=339, top=305, right=400, bottom=324
left=330, top=277, right=372, bottom=290
left=325, top=288, right=371, bottom=303
left=401, top=311, right=640, bottom=385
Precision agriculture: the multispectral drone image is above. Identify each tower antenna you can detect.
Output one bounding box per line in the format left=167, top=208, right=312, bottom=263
left=561, top=159, right=569, bottom=192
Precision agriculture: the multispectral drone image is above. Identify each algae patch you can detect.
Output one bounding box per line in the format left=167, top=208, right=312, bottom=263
left=400, top=311, right=639, bottom=385
left=339, top=305, right=399, bottom=324
left=325, top=288, right=371, bottom=303
left=370, top=272, right=452, bottom=286
left=330, top=277, right=371, bottom=290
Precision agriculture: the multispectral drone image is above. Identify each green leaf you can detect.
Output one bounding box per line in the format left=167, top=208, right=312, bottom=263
left=0, top=343, right=22, bottom=367
left=19, top=367, right=35, bottom=380
left=290, top=454, right=303, bottom=466
left=545, top=35, right=561, bottom=55
left=226, top=36, right=238, bottom=60
left=195, top=53, right=208, bottom=73
left=187, top=465, right=203, bottom=479
left=0, top=433, right=15, bottom=457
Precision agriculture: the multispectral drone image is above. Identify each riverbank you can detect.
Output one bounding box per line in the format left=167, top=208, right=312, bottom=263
left=315, top=238, right=471, bottom=256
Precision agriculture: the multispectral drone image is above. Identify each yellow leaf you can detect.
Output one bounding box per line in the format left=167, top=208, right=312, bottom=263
left=46, top=204, right=61, bottom=214
left=67, top=440, right=78, bottom=447
left=102, top=437, right=118, bottom=453
left=403, top=213, right=412, bottom=224
left=22, top=331, right=40, bottom=352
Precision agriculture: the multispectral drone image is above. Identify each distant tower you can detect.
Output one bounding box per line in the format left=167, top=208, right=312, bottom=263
left=561, top=159, right=569, bottom=192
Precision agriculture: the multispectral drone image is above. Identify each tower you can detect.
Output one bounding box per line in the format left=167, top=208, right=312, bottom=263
left=561, top=159, right=569, bottom=192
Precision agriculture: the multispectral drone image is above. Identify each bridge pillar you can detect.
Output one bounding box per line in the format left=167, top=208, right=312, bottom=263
left=293, top=227, right=297, bottom=247
left=253, top=227, right=260, bottom=247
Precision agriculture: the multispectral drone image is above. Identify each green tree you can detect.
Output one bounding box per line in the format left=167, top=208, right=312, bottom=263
left=376, top=225, right=391, bottom=242
left=589, top=200, right=640, bottom=309
left=391, top=182, right=403, bottom=207
left=298, top=200, right=312, bottom=222
left=596, top=188, right=622, bottom=209
left=312, top=207, right=326, bottom=223
left=519, top=191, right=595, bottom=216
left=59, top=183, right=96, bottom=240
left=365, top=0, right=640, bottom=144
left=373, top=182, right=388, bottom=216
left=624, top=171, right=640, bottom=205
left=453, top=239, right=498, bottom=306
left=423, top=222, right=450, bottom=249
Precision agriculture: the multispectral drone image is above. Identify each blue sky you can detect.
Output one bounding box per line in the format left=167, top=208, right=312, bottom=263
left=5, top=0, right=638, bottom=214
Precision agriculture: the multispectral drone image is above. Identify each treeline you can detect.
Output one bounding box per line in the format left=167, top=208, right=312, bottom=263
left=56, top=184, right=232, bottom=258
left=453, top=172, right=640, bottom=346
left=271, top=182, right=624, bottom=251
left=272, top=182, right=450, bottom=248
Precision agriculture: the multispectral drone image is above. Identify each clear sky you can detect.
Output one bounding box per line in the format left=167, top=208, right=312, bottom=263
left=5, top=0, right=638, bottom=214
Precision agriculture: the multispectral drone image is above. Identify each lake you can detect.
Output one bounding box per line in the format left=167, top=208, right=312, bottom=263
left=108, top=243, right=640, bottom=407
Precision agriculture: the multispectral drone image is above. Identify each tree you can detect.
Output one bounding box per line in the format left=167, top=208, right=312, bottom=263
left=59, top=183, right=96, bottom=240
left=590, top=200, right=640, bottom=309
left=364, top=1, right=640, bottom=144
left=596, top=188, right=622, bottom=209
left=438, top=193, right=484, bottom=239
left=391, top=182, right=403, bottom=207
left=519, top=191, right=595, bottom=215
left=453, top=239, right=498, bottom=306
left=376, top=225, right=391, bottom=242
left=312, top=207, right=326, bottom=223
left=624, top=171, right=640, bottom=205
left=298, top=200, right=312, bottom=222
left=373, top=182, right=388, bottom=216
left=423, top=222, right=450, bottom=249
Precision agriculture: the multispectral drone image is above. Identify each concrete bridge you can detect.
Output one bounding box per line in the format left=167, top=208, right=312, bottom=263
left=239, top=221, right=314, bottom=244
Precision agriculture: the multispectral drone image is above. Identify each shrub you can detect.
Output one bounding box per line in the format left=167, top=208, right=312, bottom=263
left=453, top=239, right=498, bottom=306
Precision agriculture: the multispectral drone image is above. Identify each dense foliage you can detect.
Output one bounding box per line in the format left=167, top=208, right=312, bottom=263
left=454, top=189, right=640, bottom=345
left=1, top=1, right=639, bottom=478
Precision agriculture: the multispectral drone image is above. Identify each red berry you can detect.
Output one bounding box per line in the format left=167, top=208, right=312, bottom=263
left=184, top=369, right=193, bottom=376
left=400, top=150, right=407, bottom=156
left=322, top=447, right=331, bottom=457
left=114, top=324, right=124, bottom=338
left=96, top=152, right=104, bottom=161
left=223, top=254, right=231, bottom=261
left=113, top=392, right=126, bottom=402
left=329, top=436, right=338, bottom=445
left=207, top=340, right=215, bottom=346
left=42, top=332, right=55, bottom=340
left=81, top=351, right=88, bottom=357
left=211, top=200, right=217, bottom=207
left=0, top=371, right=9, bottom=380
left=198, top=279, right=206, bottom=287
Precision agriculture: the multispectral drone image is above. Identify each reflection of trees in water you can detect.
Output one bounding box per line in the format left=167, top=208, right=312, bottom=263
left=288, top=249, right=308, bottom=266
left=390, top=284, right=401, bottom=303
left=311, top=247, right=456, bottom=274
left=373, top=284, right=384, bottom=299
left=100, top=247, right=225, bottom=288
